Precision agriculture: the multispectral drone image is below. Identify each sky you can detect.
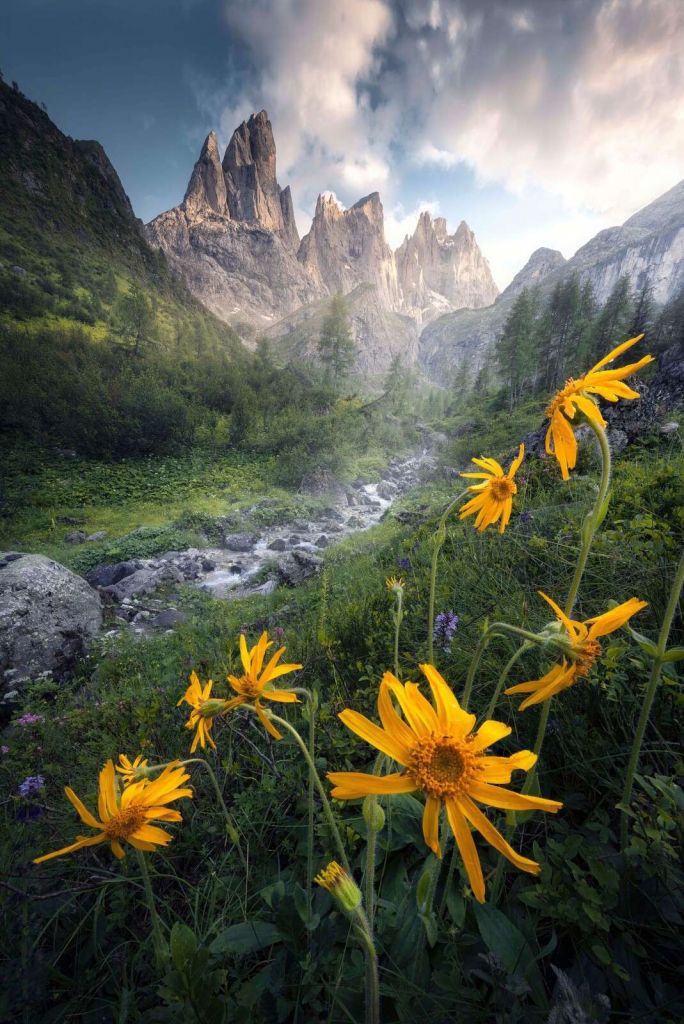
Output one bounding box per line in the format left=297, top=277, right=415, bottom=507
left=2, top=0, right=683, bottom=289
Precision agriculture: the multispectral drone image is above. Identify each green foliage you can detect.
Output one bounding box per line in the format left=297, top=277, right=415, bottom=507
left=317, top=293, right=356, bottom=387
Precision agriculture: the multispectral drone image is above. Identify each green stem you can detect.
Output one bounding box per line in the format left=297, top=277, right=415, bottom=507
left=393, top=591, right=403, bottom=680
left=437, top=839, right=457, bottom=919
left=354, top=909, right=380, bottom=1024
left=307, top=693, right=316, bottom=933
left=365, top=824, right=377, bottom=941
left=525, top=419, right=612, bottom=785
left=620, top=547, right=684, bottom=848
left=140, top=757, right=247, bottom=869
left=462, top=624, right=546, bottom=710
left=484, top=643, right=532, bottom=721
left=427, top=490, right=468, bottom=663
left=267, top=712, right=352, bottom=874
left=135, top=850, right=166, bottom=969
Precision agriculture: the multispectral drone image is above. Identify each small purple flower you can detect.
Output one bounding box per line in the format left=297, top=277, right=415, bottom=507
left=18, top=775, right=45, bottom=797
left=397, top=557, right=411, bottom=572
left=433, top=611, right=460, bottom=653
left=0, top=745, right=9, bottom=755
left=272, top=626, right=285, bottom=641
left=519, top=511, right=533, bottom=525
left=16, top=713, right=44, bottom=727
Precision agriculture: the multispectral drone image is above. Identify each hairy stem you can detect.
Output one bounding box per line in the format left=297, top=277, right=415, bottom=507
left=135, top=850, right=166, bottom=969
left=620, top=547, right=684, bottom=848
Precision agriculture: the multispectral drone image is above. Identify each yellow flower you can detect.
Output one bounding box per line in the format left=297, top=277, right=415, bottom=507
left=115, top=753, right=149, bottom=786
left=226, top=631, right=302, bottom=740
left=459, top=443, right=525, bottom=534
left=314, top=861, right=362, bottom=913
left=545, top=335, right=654, bottom=480
left=34, top=760, right=192, bottom=863
left=328, top=667, right=561, bottom=902
left=177, top=671, right=229, bottom=753
left=505, top=591, right=648, bottom=710
left=385, top=576, right=405, bottom=592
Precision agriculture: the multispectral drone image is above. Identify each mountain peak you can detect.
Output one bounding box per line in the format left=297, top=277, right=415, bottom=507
left=183, top=130, right=227, bottom=216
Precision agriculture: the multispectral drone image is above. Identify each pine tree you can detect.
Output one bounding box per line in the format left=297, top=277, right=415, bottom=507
left=495, top=288, right=538, bottom=409
left=318, top=294, right=355, bottom=387
left=111, top=282, right=155, bottom=356
left=589, top=276, right=634, bottom=364
left=629, top=281, right=655, bottom=339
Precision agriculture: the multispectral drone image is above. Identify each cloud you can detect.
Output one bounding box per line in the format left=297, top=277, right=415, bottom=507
left=393, top=0, right=684, bottom=221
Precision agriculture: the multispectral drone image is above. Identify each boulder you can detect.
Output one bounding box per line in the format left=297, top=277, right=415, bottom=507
left=314, top=535, right=329, bottom=548
left=64, top=530, right=87, bottom=544
left=86, top=531, right=108, bottom=542
left=376, top=480, right=396, bottom=500
left=0, top=553, right=102, bottom=690
left=150, top=608, right=188, bottom=629
left=103, top=564, right=184, bottom=602
left=221, top=532, right=259, bottom=552
left=268, top=538, right=288, bottom=551
left=85, top=559, right=143, bottom=589
left=277, top=549, right=323, bottom=587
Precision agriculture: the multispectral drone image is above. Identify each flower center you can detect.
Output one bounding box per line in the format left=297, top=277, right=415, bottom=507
left=575, top=638, right=602, bottom=677
left=104, top=802, right=147, bottom=841
left=489, top=477, right=515, bottom=502
left=409, top=735, right=476, bottom=799
left=545, top=378, right=580, bottom=418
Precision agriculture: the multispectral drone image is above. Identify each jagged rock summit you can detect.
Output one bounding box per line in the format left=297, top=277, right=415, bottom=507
left=146, top=110, right=500, bottom=370
left=396, top=211, right=499, bottom=323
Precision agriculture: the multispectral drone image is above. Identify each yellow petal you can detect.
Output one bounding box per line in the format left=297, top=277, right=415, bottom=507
left=507, top=443, right=525, bottom=479
left=422, top=796, right=442, bottom=857
left=378, top=674, right=416, bottom=750
left=445, top=799, right=485, bottom=903
left=338, top=708, right=411, bottom=764
left=33, top=833, right=106, bottom=864
left=587, top=334, right=644, bottom=373
left=261, top=689, right=300, bottom=703
left=458, top=794, right=540, bottom=875
left=239, top=633, right=251, bottom=675
left=469, top=780, right=562, bottom=813
left=64, top=787, right=102, bottom=830
left=537, top=591, right=579, bottom=640
left=585, top=598, right=647, bottom=639
left=419, top=664, right=476, bottom=736
left=469, top=720, right=511, bottom=753
left=478, top=750, right=536, bottom=783
left=327, top=771, right=417, bottom=799
left=255, top=700, right=283, bottom=740
left=133, top=823, right=173, bottom=845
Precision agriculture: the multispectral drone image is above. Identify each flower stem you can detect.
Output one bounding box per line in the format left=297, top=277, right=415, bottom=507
left=462, top=624, right=546, bottom=710
left=267, top=712, right=352, bottom=874
left=306, top=692, right=316, bottom=933
left=139, top=758, right=247, bottom=869
left=393, top=589, right=403, bottom=680
left=354, top=909, right=380, bottom=1024
left=525, top=419, right=612, bottom=785
left=135, top=850, right=166, bottom=969
left=620, top=547, right=684, bottom=848
left=427, top=490, right=468, bottom=663
left=484, top=643, right=532, bottom=721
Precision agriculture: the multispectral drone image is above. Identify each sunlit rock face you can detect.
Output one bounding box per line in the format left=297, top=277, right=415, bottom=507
left=297, top=191, right=400, bottom=310
left=396, top=212, right=499, bottom=323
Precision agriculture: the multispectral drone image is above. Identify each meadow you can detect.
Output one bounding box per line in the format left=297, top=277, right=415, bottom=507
left=1, top=341, right=682, bottom=1024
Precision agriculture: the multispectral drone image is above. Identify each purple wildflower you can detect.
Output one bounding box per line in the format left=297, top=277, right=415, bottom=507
left=0, top=745, right=9, bottom=755
left=519, top=511, right=533, bottom=525
left=272, top=626, right=285, bottom=641
left=18, top=775, right=45, bottom=797
left=397, top=557, right=411, bottom=572
left=433, top=611, right=460, bottom=653
left=16, top=713, right=44, bottom=727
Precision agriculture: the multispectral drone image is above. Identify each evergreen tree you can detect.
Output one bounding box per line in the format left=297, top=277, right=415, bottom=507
left=629, top=281, right=655, bottom=339
left=590, top=276, right=634, bottom=363
left=111, top=282, right=156, bottom=356
left=653, top=284, right=684, bottom=353
left=495, top=288, right=538, bottom=409
left=318, top=294, right=355, bottom=387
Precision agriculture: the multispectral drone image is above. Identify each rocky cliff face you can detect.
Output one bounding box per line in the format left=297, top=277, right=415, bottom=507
left=297, top=191, right=399, bottom=309
left=145, top=110, right=499, bottom=371
left=396, top=212, right=498, bottom=322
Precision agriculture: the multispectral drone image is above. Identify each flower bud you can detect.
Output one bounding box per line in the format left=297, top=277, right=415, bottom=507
left=362, top=795, right=385, bottom=833
left=199, top=698, right=228, bottom=719
left=314, top=861, right=362, bottom=913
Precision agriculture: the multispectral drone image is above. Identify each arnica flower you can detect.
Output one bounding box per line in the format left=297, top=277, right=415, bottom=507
left=328, top=667, right=562, bottom=902
left=34, top=760, right=192, bottom=863
left=314, top=861, right=363, bottom=913
left=433, top=611, right=459, bottom=652
left=545, top=335, right=654, bottom=480
left=459, top=444, right=525, bottom=534
left=116, top=754, right=149, bottom=786
left=505, top=591, right=648, bottom=710
left=177, top=671, right=229, bottom=753
left=225, top=631, right=302, bottom=740
left=385, top=576, right=405, bottom=593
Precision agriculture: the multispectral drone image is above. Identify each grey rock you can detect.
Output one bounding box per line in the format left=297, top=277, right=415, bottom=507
left=268, top=538, right=288, bottom=551
left=0, top=553, right=102, bottom=689
left=607, top=428, right=629, bottom=454
left=221, top=532, right=259, bottom=552
left=64, top=530, right=87, bottom=544
left=277, top=549, right=323, bottom=587
left=86, top=531, right=107, bottom=542
left=314, top=535, right=329, bottom=548
left=201, top=557, right=217, bottom=571
left=85, top=560, right=143, bottom=589
left=103, top=564, right=184, bottom=602
left=376, top=480, right=396, bottom=500
left=150, top=608, right=189, bottom=629
left=291, top=520, right=310, bottom=532
left=660, top=421, right=679, bottom=434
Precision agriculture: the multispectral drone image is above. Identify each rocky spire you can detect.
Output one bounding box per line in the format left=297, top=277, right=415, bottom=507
left=183, top=131, right=227, bottom=217
left=298, top=191, right=399, bottom=308
left=222, top=110, right=299, bottom=248
left=396, top=212, right=499, bottom=315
